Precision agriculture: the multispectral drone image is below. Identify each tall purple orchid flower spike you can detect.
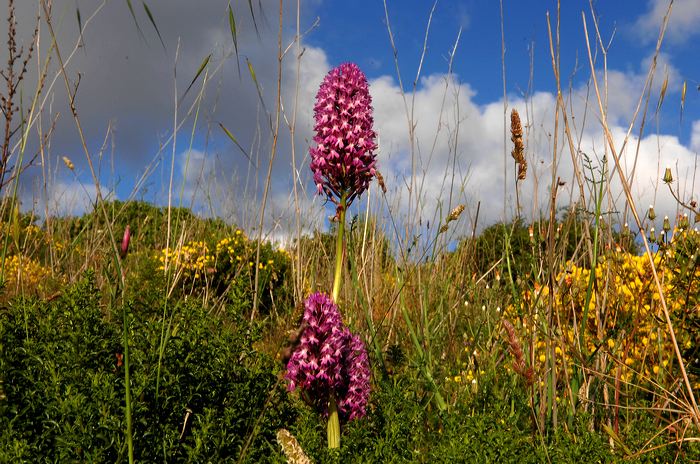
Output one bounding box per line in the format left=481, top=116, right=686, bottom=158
left=310, top=63, right=378, bottom=210
left=287, top=62, right=376, bottom=450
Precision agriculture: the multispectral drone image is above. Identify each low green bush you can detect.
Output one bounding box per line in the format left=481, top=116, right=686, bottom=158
left=284, top=373, right=699, bottom=463
left=0, top=273, right=294, bottom=462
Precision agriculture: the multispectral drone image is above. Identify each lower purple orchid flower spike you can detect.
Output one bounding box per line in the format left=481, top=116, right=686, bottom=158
left=286, top=292, right=371, bottom=421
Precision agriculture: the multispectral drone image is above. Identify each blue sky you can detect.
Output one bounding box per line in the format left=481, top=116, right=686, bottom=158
left=310, top=0, right=699, bottom=139
left=10, top=0, right=700, bottom=238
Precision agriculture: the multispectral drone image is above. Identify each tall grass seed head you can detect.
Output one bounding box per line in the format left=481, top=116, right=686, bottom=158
left=510, top=109, right=527, bottom=180
left=310, top=63, right=377, bottom=207
left=276, top=429, right=312, bottom=464
left=62, top=156, right=75, bottom=171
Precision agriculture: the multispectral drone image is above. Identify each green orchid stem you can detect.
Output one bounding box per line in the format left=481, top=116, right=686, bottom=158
left=327, top=395, right=341, bottom=449
left=332, top=194, right=348, bottom=302
left=327, top=194, right=347, bottom=450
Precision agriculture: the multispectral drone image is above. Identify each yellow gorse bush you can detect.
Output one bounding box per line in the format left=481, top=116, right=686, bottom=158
left=505, top=228, right=699, bottom=390
left=157, top=229, right=280, bottom=283
left=2, top=254, right=51, bottom=295
left=158, top=240, right=213, bottom=279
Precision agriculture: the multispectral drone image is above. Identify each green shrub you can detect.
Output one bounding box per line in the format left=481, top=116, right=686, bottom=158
left=0, top=273, right=295, bottom=462
left=284, top=374, right=699, bottom=463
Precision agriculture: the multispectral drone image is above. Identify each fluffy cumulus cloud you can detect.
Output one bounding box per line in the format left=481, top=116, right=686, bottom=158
left=46, top=181, right=103, bottom=217
left=590, top=52, right=682, bottom=127
left=367, top=67, right=697, bottom=236
left=691, top=120, right=700, bottom=152
left=633, top=0, right=700, bottom=45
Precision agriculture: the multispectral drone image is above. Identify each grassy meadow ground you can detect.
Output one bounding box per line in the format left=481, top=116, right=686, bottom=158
left=1, top=1, right=699, bottom=462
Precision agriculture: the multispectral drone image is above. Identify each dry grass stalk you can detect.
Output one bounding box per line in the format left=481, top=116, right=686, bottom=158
left=510, top=109, right=527, bottom=181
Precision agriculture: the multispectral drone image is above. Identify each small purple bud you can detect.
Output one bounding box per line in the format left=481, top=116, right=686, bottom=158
left=120, top=225, right=131, bottom=259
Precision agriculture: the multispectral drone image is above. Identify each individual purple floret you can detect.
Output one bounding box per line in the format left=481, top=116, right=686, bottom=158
left=286, top=292, right=371, bottom=422
left=310, top=63, right=378, bottom=207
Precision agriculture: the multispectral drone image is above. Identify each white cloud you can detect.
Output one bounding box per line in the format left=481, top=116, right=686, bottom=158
left=365, top=67, right=697, bottom=236
left=12, top=0, right=696, bottom=240
left=47, top=181, right=105, bottom=217
left=583, top=127, right=698, bottom=224
left=370, top=70, right=561, bottom=231
left=578, top=52, right=681, bottom=128
left=691, top=120, right=700, bottom=152
left=633, top=0, right=700, bottom=45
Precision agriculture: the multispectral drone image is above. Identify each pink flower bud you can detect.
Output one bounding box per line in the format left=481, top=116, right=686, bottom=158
left=120, top=225, right=131, bottom=259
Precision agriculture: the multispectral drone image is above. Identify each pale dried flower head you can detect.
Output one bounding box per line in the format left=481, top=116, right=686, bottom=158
left=277, top=429, right=312, bottom=464
left=447, top=204, right=465, bottom=223
left=62, top=156, right=75, bottom=171
left=440, top=204, right=465, bottom=233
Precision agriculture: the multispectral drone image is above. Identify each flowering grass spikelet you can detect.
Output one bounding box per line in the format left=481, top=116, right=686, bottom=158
left=310, top=62, right=377, bottom=207
left=510, top=109, right=527, bottom=180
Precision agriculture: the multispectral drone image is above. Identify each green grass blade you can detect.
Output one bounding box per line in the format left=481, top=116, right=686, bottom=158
left=680, top=80, right=687, bottom=124
left=142, top=2, right=166, bottom=51
left=181, top=53, right=211, bottom=102
left=247, top=0, right=260, bottom=38
left=228, top=4, right=241, bottom=77
left=124, top=0, right=145, bottom=40
left=218, top=122, right=256, bottom=169
left=245, top=58, right=272, bottom=129
left=655, top=71, right=668, bottom=115
left=76, top=7, right=85, bottom=49
left=246, top=58, right=258, bottom=86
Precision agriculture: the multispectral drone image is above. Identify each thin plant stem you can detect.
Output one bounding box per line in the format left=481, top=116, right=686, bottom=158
left=346, top=239, right=386, bottom=375
left=332, top=193, right=347, bottom=302
left=396, top=269, right=447, bottom=412
left=122, top=304, right=134, bottom=464
left=41, top=3, right=133, bottom=460
left=251, top=0, right=284, bottom=320
left=580, top=161, right=605, bottom=351
left=499, top=0, right=507, bottom=220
